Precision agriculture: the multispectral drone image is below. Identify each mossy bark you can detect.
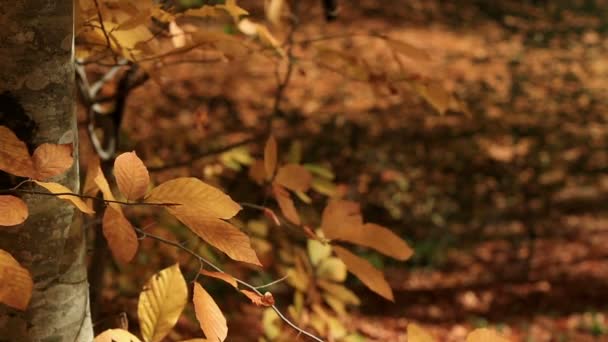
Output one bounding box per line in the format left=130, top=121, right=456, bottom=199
left=0, top=1, right=93, bottom=340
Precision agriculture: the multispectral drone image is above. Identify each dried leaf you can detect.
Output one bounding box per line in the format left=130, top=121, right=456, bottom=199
left=248, top=159, right=266, bottom=185
left=0, top=126, right=34, bottom=178
left=275, top=164, right=312, bottom=192
left=387, top=39, right=431, bottom=61
left=466, top=328, right=510, bottom=342
left=145, top=177, right=241, bottom=219
left=138, top=264, right=188, bottom=342
left=414, top=81, right=450, bottom=115
left=34, top=181, right=95, bottom=214
left=317, top=280, right=360, bottom=306
left=103, top=207, right=138, bottom=263
left=241, top=289, right=275, bottom=307
left=32, top=143, right=73, bottom=180
left=333, top=246, right=393, bottom=301
left=83, top=154, right=101, bottom=197
left=114, top=151, right=150, bottom=201
left=272, top=184, right=300, bottom=225
left=0, top=249, right=33, bottom=310
left=193, top=282, right=228, bottom=342
left=264, top=136, right=277, bottom=181
left=200, top=269, right=237, bottom=288
left=408, top=324, right=436, bottom=342
left=0, top=195, right=28, bottom=226
left=93, top=165, right=122, bottom=211
left=95, top=329, right=142, bottom=342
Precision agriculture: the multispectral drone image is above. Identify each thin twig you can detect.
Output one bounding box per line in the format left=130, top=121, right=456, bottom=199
left=92, top=0, right=115, bottom=63
left=11, top=189, right=179, bottom=207
left=254, top=275, right=290, bottom=290
left=134, top=227, right=325, bottom=342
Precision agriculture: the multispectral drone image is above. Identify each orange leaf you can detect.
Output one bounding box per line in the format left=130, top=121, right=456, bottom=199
left=264, top=136, right=277, bottom=181
left=83, top=154, right=101, bottom=197
left=114, top=151, right=150, bottom=200
left=0, top=126, right=34, bottom=178
left=34, top=181, right=95, bottom=214
left=415, top=81, right=450, bottom=115
left=387, top=39, right=431, bottom=62
left=333, top=246, right=393, bottom=301
left=95, top=329, right=142, bottom=342
left=0, top=195, right=28, bottom=226
left=0, top=249, right=33, bottom=310
left=200, top=269, right=237, bottom=288
left=408, top=323, right=436, bottom=342
left=248, top=159, right=266, bottom=185
left=240, top=289, right=275, bottom=307
left=274, top=164, right=312, bottom=192
left=466, top=328, right=510, bottom=342
left=102, top=207, right=138, bottom=263
left=173, top=212, right=261, bottom=266
left=272, top=184, right=300, bottom=225
left=193, top=283, right=228, bottom=342
left=32, top=143, right=73, bottom=180
left=93, top=165, right=122, bottom=212
left=321, top=200, right=363, bottom=233
left=146, top=177, right=241, bottom=219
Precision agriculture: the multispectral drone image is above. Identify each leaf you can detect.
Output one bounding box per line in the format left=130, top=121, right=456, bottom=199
left=241, top=289, right=275, bottom=307
left=408, top=324, right=436, bottom=342
left=32, top=143, right=73, bottom=180
left=95, top=329, right=142, bottom=342
left=264, top=136, right=277, bottom=181
left=333, top=246, right=393, bottom=301
left=303, top=163, right=335, bottom=180
left=138, top=264, right=188, bottom=342
left=266, top=0, right=285, bottom=26
left=316, top=257, right=347, bottom=282
left=217, top=0, right=249, bottom=22
left=93, top=165, right=122, bottom=211
left=0, top=125, right=35, bottom=178
left=0, top=195, right=28, bottom=226
left=174, top=213, right=261, bottom=266
left=114, top=151, right=150, bottom=201
left=34, top=181, right=95, bottom=214
left=317, top=280, right=360, bottom=305
left=103, top=207, right=138, bottom=263
left=83, top=154, right=101, bottom=197
left=248, top=159, right=266, bottom=185
left=0, top=249, right=33, bottom=310
left=387, top=39, right=431, bottom=61
left=145, top=177, right=241, bottom=219
left=169, top=21, right=186, bottom=48
left=466, top=328, right=510, bottom=342
left=307, top=239, right=332, bottom=267
left=272, top=184, right=300, bottom=225
left=193, top=282, right=228, bottom=342
left=200, top=269, right=237, bottom=288
left=414, top=81, right=450, bottom=115
left=274, top=164, right=312, bottom=192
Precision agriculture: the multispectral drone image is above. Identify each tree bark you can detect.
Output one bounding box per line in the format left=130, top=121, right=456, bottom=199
left=0, top=1, right=93, bottom=341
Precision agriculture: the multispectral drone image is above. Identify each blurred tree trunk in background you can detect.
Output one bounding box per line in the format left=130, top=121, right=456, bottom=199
left=0, top=1, right=93, bottom=340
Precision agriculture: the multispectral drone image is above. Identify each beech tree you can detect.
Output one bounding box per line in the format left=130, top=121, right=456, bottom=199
left=0, top=0, right=93, bottom=340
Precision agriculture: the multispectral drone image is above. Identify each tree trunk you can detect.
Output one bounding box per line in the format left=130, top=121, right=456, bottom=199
left=0, top=1, right=93, bottom=340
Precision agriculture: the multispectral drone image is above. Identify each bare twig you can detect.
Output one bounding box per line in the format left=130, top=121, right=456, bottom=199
left=7, top=189, right=178, bottom=207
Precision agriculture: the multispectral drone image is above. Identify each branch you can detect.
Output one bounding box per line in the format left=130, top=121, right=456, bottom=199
left=8, top=189, right=179, bottom=207
left=133, top=227, right=325, bottom=342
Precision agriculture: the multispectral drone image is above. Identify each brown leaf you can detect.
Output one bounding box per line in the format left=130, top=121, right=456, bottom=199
left=34, top=181, right=95, bottom=214
left=193, top=283, right=228, bottom=342
left=32, top=143, right=73, bottom=180
left=0, top=249, right=33, bottom=310
left=321, top=200, right=363, bottom=234
left=103, top=207, right=138, bottom=263
left=264, top=135, right=277, bottom=181
left=146, top=177, right=241, bottom=219
left=0, top=126, right=35, bottom=178
left=200, top=269, right=237, bottom=288
left=414, top=81, right=450, bottom=115
left=333, top=246, right=394, bottom=301
left=93, top=165, right=122, bottom=212
left=248, top=159, right=266, bottom=185
left=466, top=328, right=510, bottom=342
left=272, top=184, right=300, bottom=225
left=240, top=289, right=275, bottom=307
left=83, top=154, right=101, bottom=197
left=95, top=329, right=142, bottom=342
left=0, top=195, right=28, bottom=226
left=173, top=212, right=261, bottom=266
left=274, top=164, right=312, bottom=192
left=387, top=39, right=431, bottom=61
left=114, top=151, right=150, bottom=200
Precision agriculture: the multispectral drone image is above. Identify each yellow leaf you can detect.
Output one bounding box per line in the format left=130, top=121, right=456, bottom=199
left=193, top=282, right=228, bottom=342
left=272, top=184, right=300, bottom=225
left=0, top=195, right=28, bottom=226
left=307, top=239, right=332, bottom=267
left=145, top=177, right=241, bottom=219
left=93, top=165, right=122, bottom=211
left=34, top=181, right=95, bottom=215
left=200, top=269, right=237, bottom=288
left=311, top=178, right=337, bottom=197
left=266, top=0, right=285, bottom=26
left=103, top=207, right=138, bottom=263
left=466, top=328, right=510, bottom=342
left=264, top=136, right=277, bottom=181
left=185, top=5, right=219, bottom=18
left=316, top=257, right=347, bottom=282
left=240, top=289, right=275, bottom=307
left=138, top=264, right=188, bottom=342
left=95, top=329, right=142, bottom=342
left=0, top=125, right=35, bottom=178
left=217, top=0, right=248, bottom=22
left=408, top=324, right=436, bottom=342
left=169, top=21, right=186, bottom=48
left=387, top=39, right=431, bottom=61
left=317, top=280, right=360, bottom=305
left=114, top=151, right=150, bottom=201
left=333, top=246, right=394, bottom=301
left=174, top=213, right=261, bottom=266
left=262, top=308, right=281, bottom=340
left=32, top=143, right=73, bottom=180
left=275, top=164, right=312, bottom=192
left=0, top=249, right=33, bottom=310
